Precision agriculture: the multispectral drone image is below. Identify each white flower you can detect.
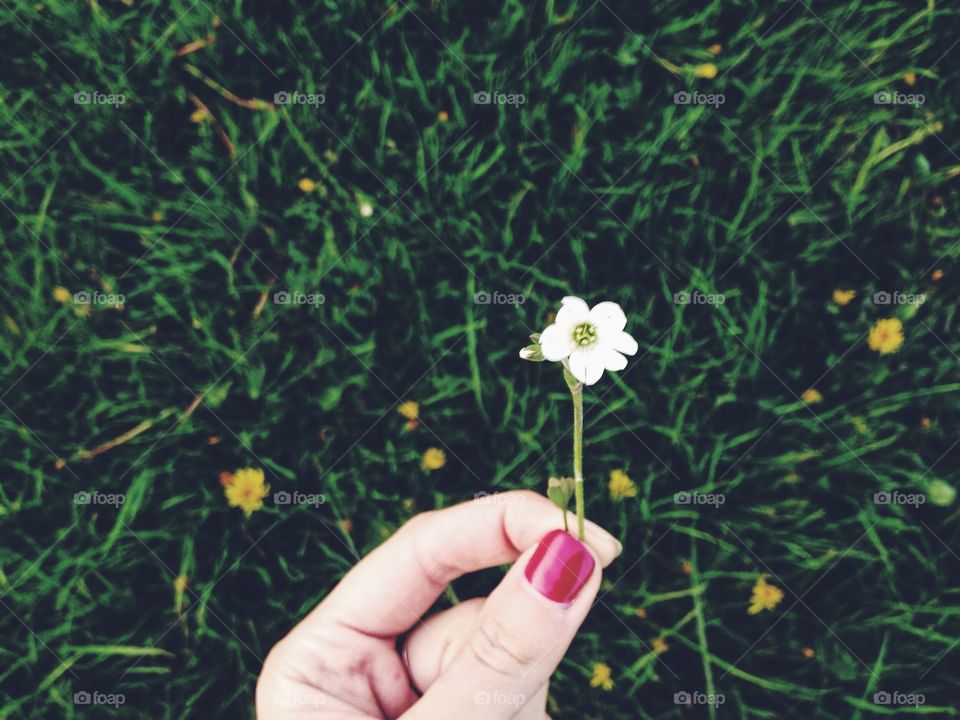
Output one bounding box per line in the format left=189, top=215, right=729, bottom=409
left=536, top=296, right=638, bottom=385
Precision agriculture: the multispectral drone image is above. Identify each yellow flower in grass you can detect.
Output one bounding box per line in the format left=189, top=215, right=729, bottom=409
left=694, top=62, right=718, bottom=79
left=832, top=288, right=856, bottom=306
left=224, top=467, right=270, bottom=516
left=748, top=576, right=784, bottom=615
left=651, top=637, right=669, bottom=654
left=422, top=447, right=446, bottom=471
left=608, top=469, right=637, bottom=500
left=868, top=318, right=904, bottom=354
left=298, top=177, right=316, bottom=193
left=801, top=388, right=822, bottom=404
left=589, top=662, right=614, bottom=691
left=397, top=401, right=419, bottom=421
left=53, top=286, right=71, bottom=304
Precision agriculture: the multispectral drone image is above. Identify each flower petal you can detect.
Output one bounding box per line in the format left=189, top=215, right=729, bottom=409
left=589, top=301, right=627, bottom=332
left=555, top=296, right=590, bottom=327
left=609, top=330, right=639, bottom=356
left=539, top=323, right=575, bottom=361
left=599, top=346, right=627, bottom=372
left=569, top=345, right=605, bottom=385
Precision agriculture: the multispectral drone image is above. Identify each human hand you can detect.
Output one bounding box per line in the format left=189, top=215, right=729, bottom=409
left=256, top=490, right=623, bottom=718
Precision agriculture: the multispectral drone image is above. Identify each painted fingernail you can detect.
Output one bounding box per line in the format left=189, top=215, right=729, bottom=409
left=524, top=529, right=596, bottom=603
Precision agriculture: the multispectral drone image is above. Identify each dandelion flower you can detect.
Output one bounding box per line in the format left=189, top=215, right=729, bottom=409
left=832, top=289, right=856, bottom=306
left=53, top=286, right=71, bottom=304
left=422, top=447, right=446, bottom=471
left=748, top=576, right=784, bottom=615
left=868, top=318, right=904, bottom=354
left=536, top=296, right=638, bottom=385
left=298, top=178, right=316, bottom=193
left=801, top=388, right=822, bottom=404
left=608, top=469, right=637, bottom=500
left=589, top=662, right=614, bottom=691
left=397, top=401, right=419, bottom=421
left=694, top=63, right=718, bottom=78
left=224, top=467, right=270, bottom=516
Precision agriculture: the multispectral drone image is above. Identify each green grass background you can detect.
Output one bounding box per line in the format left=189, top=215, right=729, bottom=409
left=3, top=0, right=960, bottom=717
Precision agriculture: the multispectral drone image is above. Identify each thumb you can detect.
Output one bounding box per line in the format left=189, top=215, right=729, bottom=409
left=402, top=529, right=602, bottom=719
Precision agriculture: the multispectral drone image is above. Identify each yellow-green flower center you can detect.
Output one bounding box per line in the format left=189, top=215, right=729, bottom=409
left=572, top=322, right=597, bottom=346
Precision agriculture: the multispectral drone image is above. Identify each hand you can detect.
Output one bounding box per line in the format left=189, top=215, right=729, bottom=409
left=256, top=490, right=623, bottom=719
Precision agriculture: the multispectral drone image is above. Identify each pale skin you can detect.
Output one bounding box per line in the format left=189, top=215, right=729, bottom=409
left=256, top=490, right=623, bottom=719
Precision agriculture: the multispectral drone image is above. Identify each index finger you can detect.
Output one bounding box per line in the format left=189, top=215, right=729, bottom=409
left=299, top=490, right=622, bottom=638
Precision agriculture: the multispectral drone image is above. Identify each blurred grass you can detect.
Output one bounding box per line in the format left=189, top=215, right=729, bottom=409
left=2, top=0, right=960, bottom=717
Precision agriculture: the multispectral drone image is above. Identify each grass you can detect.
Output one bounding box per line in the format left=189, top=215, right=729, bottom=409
left=2, top=0, right=960, bottom=717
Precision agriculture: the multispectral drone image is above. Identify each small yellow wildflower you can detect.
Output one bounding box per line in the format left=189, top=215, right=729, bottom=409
left=173, top=574, right=189, bottom=593
left=694, top=62, right=718, bottom=79
left=151, top=211, right=164, bottom=223
left=298, top=178, right=316, bottom=193
left=589, top=662, right=614, bottom=691
left=801, top=646, right=815, bottom=659
left=707, top=43, right=722, bottom=56
left=53, top=286, right=71, bottom=304
left=437, top=110, right=449, bottom=122
left=422, top=447, right=446, bottom=471
left=223, top=467, right=270, bottom=516
left=904, top=71, right=917, bottom=87
left=748, top=576, right=784, bottom=615
left=681, top=560, right=692, bottom=575
left=608, top=469, right=637, bottom=500
left=397, top=401, right=419, bottom=421
left=932, top=268, right=944, bottom=282
left=652, top=637, right=669, bottom=654
left=190, top=107, right=210, bottom=124
left=633, top=607, right=647, bottom=619
left=920, top=417, right=932, bottom=430
left=801, top=388, right=822, bottom=404
left=868, top=318, right=904, bottom=354
left=832, top=288, right=856, bottom=306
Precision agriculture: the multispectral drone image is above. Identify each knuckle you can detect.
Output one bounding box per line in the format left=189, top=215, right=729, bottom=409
left=467, top=616, right=536, bottom=676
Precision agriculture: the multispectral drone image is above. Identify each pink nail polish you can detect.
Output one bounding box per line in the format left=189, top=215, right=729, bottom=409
left=524, top=529, right=595, bottom=603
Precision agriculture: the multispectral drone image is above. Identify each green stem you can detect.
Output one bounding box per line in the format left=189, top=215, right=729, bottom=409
left=571, top=382, right=585, bottom=540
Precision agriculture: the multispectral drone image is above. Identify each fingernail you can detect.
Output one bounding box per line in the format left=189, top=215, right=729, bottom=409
left=524, top=529, right=596, bottom=603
